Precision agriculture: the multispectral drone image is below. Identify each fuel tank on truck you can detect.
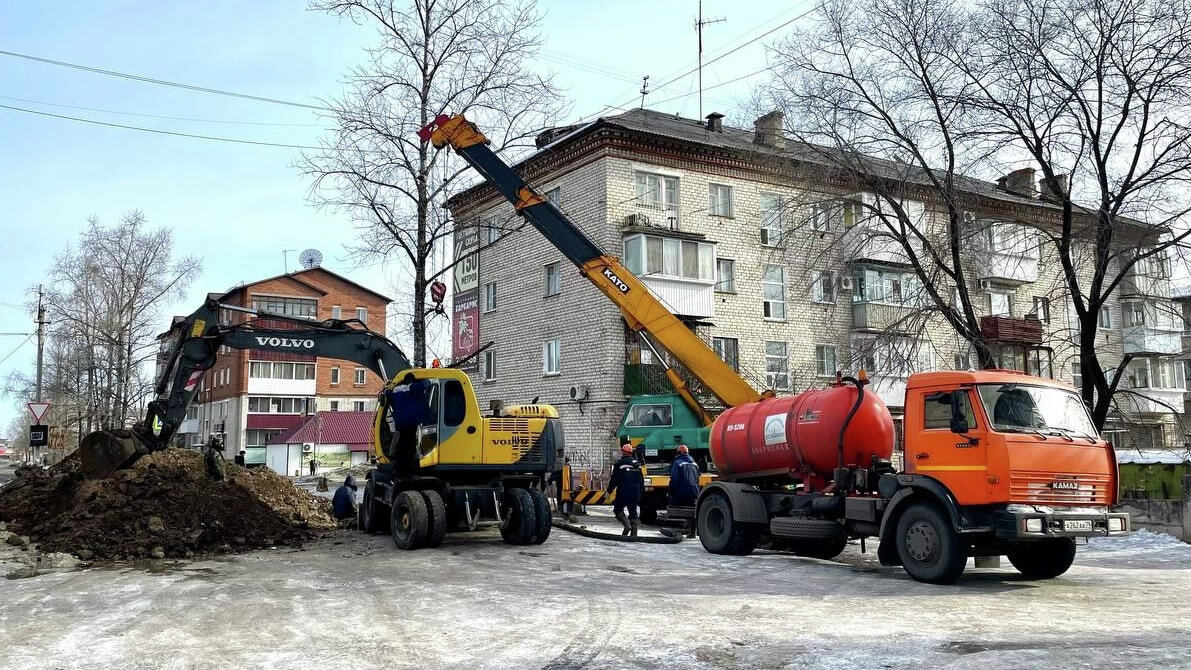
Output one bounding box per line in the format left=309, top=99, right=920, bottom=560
left=710, top=382, right=895, bottom=482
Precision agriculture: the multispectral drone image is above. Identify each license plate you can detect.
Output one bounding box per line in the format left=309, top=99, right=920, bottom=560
left=645, top=449, right=658, bottom=457
left=1064, top=519, right=1093, bottom=532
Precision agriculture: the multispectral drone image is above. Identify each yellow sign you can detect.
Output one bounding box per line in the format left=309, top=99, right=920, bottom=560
left=191, top=319, right=206, bottom=337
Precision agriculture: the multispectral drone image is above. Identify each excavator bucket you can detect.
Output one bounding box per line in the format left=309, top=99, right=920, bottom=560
left=79, top=429, right=151, bottom=480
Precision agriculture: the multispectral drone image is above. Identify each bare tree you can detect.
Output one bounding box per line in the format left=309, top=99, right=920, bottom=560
left=5, top=212, right=199, bottom=444
left=301, top=0, right=563, bottom=366
left=761, top=0, right=1191, bottom=430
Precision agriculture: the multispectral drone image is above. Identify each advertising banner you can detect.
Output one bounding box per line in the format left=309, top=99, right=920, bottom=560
left=452, top=291, right=479, bottom=372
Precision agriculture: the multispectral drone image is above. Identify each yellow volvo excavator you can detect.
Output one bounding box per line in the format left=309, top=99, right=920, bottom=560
left=79, top=298, right=562, bottom=549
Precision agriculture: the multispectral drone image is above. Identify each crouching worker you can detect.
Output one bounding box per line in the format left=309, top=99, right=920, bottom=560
left=332, top=475, right=359, bottom=529
left=607, top=443, right=644, bottom=537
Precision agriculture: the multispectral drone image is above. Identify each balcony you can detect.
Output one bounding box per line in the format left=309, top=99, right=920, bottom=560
left=978, top=252, right=1039, bottom=284
left=869, top=375, right=908, bottom=410
left=981, top=316, right=1044, bottom=345
left=1117, top=387, right=1184, bottom=416
left=841, top=222, right=920, bottom=266
left=622, top=231, right=716, bottom=318
left=1121, top=266, right=1171, bottom=298
left=1123, top=325, right=1181, bottom=355
left=852, top=302, right=919, bottom=334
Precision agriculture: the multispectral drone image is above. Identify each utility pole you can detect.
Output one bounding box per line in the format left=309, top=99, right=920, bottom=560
left=35, top=285, right=45, bottom=404
left=639, top=75, right=650, bottom=109
left=695, top=0, right=726, bottom=122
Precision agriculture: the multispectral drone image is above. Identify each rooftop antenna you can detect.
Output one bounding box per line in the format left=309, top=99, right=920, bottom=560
left=282, top=249, right=297, bottom=274
left=695, top=0, right=726, bottom=123
left=639, top=74, right=650, bottom=109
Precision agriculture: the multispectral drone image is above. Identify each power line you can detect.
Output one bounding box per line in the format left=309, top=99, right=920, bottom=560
left=0, top=333, right=34, bottom=368
left=0, top=49, right=332, bottom=112
left=0, top=95, right=328, bottom=127
left=647, top=64, right=775, bottom=107
left=0, top=103, right=322, bottom=150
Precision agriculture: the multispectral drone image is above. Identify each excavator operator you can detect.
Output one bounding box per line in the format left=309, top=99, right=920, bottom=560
left=384, top=373, right=432, bottom=474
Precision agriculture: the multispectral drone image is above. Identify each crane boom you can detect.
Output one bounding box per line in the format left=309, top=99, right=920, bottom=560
left=421, top=114, right=762, bottom=410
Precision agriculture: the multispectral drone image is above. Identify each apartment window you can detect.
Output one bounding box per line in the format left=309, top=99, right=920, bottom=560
left=708, top=183, right=733, bottom=217
left=716, top=258, right=736, bottom=292
left=247, top=397, right=312, bottom=414
left=1124, top=302, right=1145, bottom=327
left=545, top=188, right=562, bottom=205
left=988, top=291, right=1013, bottom=317
left=331, top=305, right=341, bottom=320
left=635, top=171, right=679, bottom=214
left=815, top=344, right=838, bottom=377
left=623, top=234, right=714, bottom=281
left=712, top=337, right=739, bottom=371
left=1129, top=364, right=1150, bottom=388
left=853, top=268, right=925, bottom=306
left=356, top=307, right=368, bottom=324
left=250, top=295, right=317, bottom=319
left=543, top=338, right=561, bottom=375
left=245, top=429, right=282, bottom=448
left=483, top=349, right=496, bottom=381
left=486, top=217, right=502, bottom=245
left=765, top=341, right=790, bottom=390
left=762, top=264, right=787, bottom=320
left=330, top=400, right=340, bottom=412
left=248, top=361, right=315, bottom=380
left=1026, top=349, right=1053, bottom=379
left=354, top=368, right=366, bottom=385
left=330, top=366, right=340, bottom=385
left=954, top=352, right=971, bottom=371
left=811, top=202, right=833, bottom=232
left=544, top=262, right=561, bottom=296
left=842, top=200, right=865, bottom=229
left=760, top=193, right=783, bottom=246
left=1072, top=359, right=1083, bottom=388
left=1032, top=297, right=1051, bottom=323
left=1099, top=306, right=1114, bottom=329
left=353, top=401, right=366, bottom=412
left=483, top=282, right=497, bottom=313
left=812, top=271, right=835, bottom=304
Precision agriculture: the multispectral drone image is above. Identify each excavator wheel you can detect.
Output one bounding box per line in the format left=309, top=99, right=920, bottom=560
left=500, top=488, right=537, bottom=545
left=420, top=490, right=447, bottom=548
left=79, top=429, right=151, bottom=480
left=391, top=490, right=429, bottom=550
left=360, top=480, right=388, bottom=535
left=527, top=488, right=552, bottom=545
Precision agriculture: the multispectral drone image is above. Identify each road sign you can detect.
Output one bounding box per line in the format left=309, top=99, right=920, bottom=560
left=27, top=402, right=51, bottom=423
left=30, top=424, right=48, bottom=447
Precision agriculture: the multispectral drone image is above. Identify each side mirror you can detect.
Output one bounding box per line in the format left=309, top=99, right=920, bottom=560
left=949, top=392, right=969, bottom=434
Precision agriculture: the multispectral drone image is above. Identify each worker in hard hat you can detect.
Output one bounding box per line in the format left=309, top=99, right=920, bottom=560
left=607, top=443, right=644, bottom=537
left=668, top=444, right=700, bottom=508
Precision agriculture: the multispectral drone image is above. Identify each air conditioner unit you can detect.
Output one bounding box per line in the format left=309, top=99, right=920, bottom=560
left=978, top=279, right=994, bottom=290
left=568, top=385, right=590, bottom=401
left=625, top=213, right=650, bottom=228
left=301, top=443, right=315, bottom=453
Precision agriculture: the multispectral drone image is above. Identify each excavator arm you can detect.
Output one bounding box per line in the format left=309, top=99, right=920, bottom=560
left=420, top=114, right=762, bottom=412
left=80, top=298, right=411, bottom=479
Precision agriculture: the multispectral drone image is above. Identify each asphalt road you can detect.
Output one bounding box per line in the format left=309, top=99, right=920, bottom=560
left=0, top=457, right=17, bottom=487
left=1, top=516, right=1189, bottom=670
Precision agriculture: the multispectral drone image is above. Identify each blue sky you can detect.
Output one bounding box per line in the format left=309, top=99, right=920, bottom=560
left=0, top=0, right=795, bottom=432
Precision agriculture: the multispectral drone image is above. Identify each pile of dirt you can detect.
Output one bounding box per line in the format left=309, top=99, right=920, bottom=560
left=0, top=449, right=334, bottom=561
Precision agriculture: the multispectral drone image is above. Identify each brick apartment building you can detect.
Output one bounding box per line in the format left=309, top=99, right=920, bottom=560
left=445, top=107, right=1185, bottom=469
left=156, top=267, right=392, bottom=465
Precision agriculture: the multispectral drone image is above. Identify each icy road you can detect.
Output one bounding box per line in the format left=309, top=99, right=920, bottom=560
left=1, top=520, right=1189, bottom=670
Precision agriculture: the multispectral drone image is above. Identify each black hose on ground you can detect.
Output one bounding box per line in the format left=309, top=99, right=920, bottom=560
left=550, top=518, right=684, bottom=544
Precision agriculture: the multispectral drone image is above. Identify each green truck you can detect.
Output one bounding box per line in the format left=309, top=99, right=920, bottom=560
left=616, top=393, right=713, bottom=523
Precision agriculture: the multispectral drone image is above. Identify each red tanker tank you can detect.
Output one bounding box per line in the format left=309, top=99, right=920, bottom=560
left=710, top=380, right=895, bottom=488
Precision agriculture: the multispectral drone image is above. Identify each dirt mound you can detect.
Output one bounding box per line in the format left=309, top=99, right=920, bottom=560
left=0, top=448, right=333, bottom=561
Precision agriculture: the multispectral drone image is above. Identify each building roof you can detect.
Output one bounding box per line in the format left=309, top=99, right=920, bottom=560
left=450, top=108, right=1152, bottom=233
left=268, top=411, right=375, bottom=450
left=215, top=267, right=393, bottom=304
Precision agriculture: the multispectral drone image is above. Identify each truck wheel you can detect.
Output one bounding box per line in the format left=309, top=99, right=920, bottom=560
left=500, top=488, right=537, bottom=545
left=527, top=488, right=552, bottom=544
left=1007, top=538, right=1076, bottom=580
left=420, top=490, right=447, bottom=548
left=360, top=480, right=388, bottom=535
left=896, top=502, right=966, bottom=584
left=697, top=493, right=759, bottom=556
left=391, top=490, right=429, bottom=550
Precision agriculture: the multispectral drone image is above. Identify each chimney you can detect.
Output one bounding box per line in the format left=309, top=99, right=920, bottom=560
left=998, top=167, right=1037, bottom=198
left=753, top=111, right=785, bottom=149
left=1038, top=173, right=1069, bottom=201
left=705, top=112, right=724, bottom=132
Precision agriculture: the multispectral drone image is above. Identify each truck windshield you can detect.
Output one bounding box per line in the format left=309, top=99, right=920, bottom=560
left=976, top=384, right=1097, bottom=439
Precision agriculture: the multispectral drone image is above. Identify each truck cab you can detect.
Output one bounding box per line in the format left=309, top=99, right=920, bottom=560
left=617, top=393, right=713, bottom=521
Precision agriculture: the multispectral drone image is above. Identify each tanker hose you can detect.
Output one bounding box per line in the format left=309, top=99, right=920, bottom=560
left=835, top=375, right=867, bottom=495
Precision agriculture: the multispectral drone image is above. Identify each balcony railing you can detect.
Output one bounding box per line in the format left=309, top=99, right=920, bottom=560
left=981, top=315, right=1044, bottom=344
left=853, top=302, right=919, bottom=333
left=1123, top=325, right=1181, bottom=355
left=978, top=252, right=1039, bottom=284
left=1121, top=272, right=1171, bottom=298
left=1117, top=387, right=1184, bottom=415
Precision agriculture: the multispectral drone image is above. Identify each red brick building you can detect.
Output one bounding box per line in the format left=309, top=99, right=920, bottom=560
left=166, top=267, right=392, bottom=464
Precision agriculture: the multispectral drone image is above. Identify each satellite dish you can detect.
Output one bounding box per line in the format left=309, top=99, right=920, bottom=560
left=298, top=248, right=323, bottom=269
